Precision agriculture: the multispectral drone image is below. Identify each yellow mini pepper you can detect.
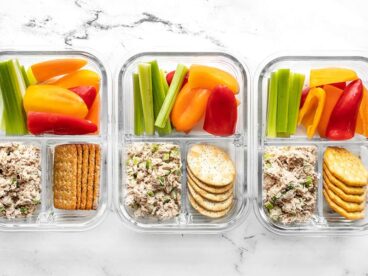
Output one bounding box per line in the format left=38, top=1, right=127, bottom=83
left=298, top=87, right=326, bottom=139
left=23, top=85, right=88, bottom=119
left=310, top=68, right=358, bottom=87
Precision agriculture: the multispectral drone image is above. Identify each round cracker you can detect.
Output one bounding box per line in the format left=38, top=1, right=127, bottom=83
left=188, top=193, right=231, bottom=218
left=324, top=147, right=368, bottom=186
left=323, top=176, right=366, bottom=204
left=187, top=178, right=233, bottom=202
left=324, top=185, right=365, bottom=212
left=187, top=144, right=235, bottom=186
left=187, top=168, right=233, bottom=194
left=187, top=183, right=233, bottom=212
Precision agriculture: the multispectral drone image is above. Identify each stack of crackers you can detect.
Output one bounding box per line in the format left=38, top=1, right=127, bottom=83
left=323, top=147, right=368, bottom=220
left=53, top=144, right=101, bottom=210
left=186, top=144, right=235, bottom=218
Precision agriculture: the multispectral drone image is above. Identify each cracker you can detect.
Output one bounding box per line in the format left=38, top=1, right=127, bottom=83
left=324, top=185, right=365, bottom=212
left=187, top=144, right=235, bottom=186
left=187, top=183, right=233, bottom=212
left=93, top=145, right=101, bottom=210
left=323, top=164, right=365, bottom=195
left=53, top=144, right=78, bottom=210
left=80, top=144, right=89, bottom=210
left=86, top=144, right=96, bottom=210
left=187, top=168, right=233, bottom=194
left=188, top=192, right=232, bottom=218
left=323, top=175, right=366, bottom=203
left=187, top=178, right=233, bottom=202
left=323, top=189, right=364, bottom=220
left=76, top=145, right=83, bottom=209
left=324, top=147, right=368, bottom=186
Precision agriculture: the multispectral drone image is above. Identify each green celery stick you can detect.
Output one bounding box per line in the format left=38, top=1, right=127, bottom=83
left=160, top=70, right=169, bottom=92
left=150, top=60, right=171, bottom=136
left=0, top=59, right=27, bottom=135
left=155, top=64, right=188, bottom=128
left=21, top=65, right=30, bottom=87
left=138, top=63, right=155, bottom=135
left=133, top=73, right=145, bottom=135
left=276, top=69, right=291, bottom=136
left=266, top=71, right=278, bottom=137
left=287, top=73, right=305, bottom=134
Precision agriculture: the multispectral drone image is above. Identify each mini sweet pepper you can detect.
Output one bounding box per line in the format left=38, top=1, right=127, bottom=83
left=309, top=68, right=357, bottom=88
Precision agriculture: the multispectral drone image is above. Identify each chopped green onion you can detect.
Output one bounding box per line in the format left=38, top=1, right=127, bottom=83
left=146, top=159, right=152, bottom=169
left=304, top=176, right=313, bottom=188
left=138, top=63, right=155, bottom=135
left=133, top=73, right=145, bottom=135
left=163, top=153, right=170, bottom=161
left=150, top=60, right=171, bottom=136
left=155, top=64, right=188, bottom=128
left=265, top=202, right=274, bottom=210
left=147, top=191, right=154, bottom=197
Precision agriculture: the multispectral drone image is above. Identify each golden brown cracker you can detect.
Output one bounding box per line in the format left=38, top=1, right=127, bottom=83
left=187, top=168, right=233, bottom=194
left=323, top=175, right=366, bottom=204
left=86, top=144, right=96, bottom=210
left=324, top=185, right=365, bottom=212
left=324, top=147, right=368, bottom=186
left=323, top=164, right=365, bottom=195
left=323, top=189, right=364, bottom=220
left=188, top=192, right=232, bottom=218
left=76, top=145, right=83, bottom=209
left=53, top=144, right=78, bottom=210
left=93, top=145, right=101, bottom=210
left=187, top=177, right=233, bottom=202
left=80, top=144, right=89, bottom=210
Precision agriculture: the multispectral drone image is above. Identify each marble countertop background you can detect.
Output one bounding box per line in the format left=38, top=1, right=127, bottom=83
left=1, top=0, right=368, bottom=275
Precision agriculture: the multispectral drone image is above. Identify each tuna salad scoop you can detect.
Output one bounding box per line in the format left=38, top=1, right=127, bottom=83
left=0, top=143, right=41, bottom=219
left=263, top=146, right=317, bottom=224
left=125, top=143, right=182, bottom=220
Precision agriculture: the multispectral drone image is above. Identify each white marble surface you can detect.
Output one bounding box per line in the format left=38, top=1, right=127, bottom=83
left=1, top=0, right=368, bottom=275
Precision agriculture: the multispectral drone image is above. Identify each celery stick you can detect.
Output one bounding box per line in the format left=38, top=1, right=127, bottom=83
left=276, top=69, right=291, bottom=136
left=155, top=64, right=188, bottom=128
left=21, top=65, right=30, bottom=87
left=138, top=63, right=155, bottom=135
left=0, top=59, right=27, bottom=135
left=161, top=70, right=169, bottom=93
left=133, top=73, right=145, bottom=135
left=266, top=71, right=278, bottom=137
left=287, top=73, right=305, bottom=134
left=150, top=60, right=171, bottom=136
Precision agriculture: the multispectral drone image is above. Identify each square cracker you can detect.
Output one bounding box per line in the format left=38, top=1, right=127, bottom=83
left=80, top=144, right=89, bottom=210
left=76, top=145, right=83, bottom=209
left=86, top=144, right=96, bottom=210
left=53, top=144, right=78, bottom=210
left=93, top=145, right=101, bottom=210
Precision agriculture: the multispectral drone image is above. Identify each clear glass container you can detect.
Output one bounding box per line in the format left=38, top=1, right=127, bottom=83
left=253, top=53, right=368, bottom=236
left=113, top=51, right=250, bottom=233
left=0, top=50, right=111, bottom=231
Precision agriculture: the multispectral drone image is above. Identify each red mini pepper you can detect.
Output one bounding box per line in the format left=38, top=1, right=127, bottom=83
left=203, top=85, right=237, bottom=136
left=166, top=70, right=188, bottom=87
left=27, top=112, right=97, bottom=135
left=69, top=86, right=97, bottom=109
left=326, top=79, right=363, bottom=140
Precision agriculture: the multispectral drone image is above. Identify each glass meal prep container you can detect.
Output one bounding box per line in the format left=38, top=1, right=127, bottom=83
left=113, top=51, right=250, bottom=233
left=0, top=50, right=110, bottom=231
left=253, top=53, right=368, bottom=236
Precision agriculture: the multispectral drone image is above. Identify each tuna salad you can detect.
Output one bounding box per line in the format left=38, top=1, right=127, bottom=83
left=125, top=143, right=182, bottom=220
left=0, top=143, right=41, bottom=219
left=263, top=146, right=317, bottom=224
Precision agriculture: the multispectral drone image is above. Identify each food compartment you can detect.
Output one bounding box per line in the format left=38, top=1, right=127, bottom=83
left=114, top=52, right=249, bottom=233
left=254, top=54, right=368, bottom=235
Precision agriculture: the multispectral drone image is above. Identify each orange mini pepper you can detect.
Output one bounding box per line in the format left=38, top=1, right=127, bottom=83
left=188, top=65, right=239, bottom=94
left=49, top=69, right=100, bottom=92
left=317, top=84, right=343, bottom=138
left=356, top=87, right=368, bottom=137
left=298, top=87, right=326, bottom=139
left=171, top=84, right=211, bottom=133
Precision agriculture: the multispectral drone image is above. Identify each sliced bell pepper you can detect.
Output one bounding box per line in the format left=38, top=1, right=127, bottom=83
left=171, top=84, right=211, bottom=133
left=23, top=85, right=88, bottom=119
left=86, top=96, right=100, bottom=133
left=166, top=70, right=188, bottom=87
left=69, top=86, right=97, bottom=109
left=49, top=70, right=100, bottom=92
left=300, top=87, right=310, bottom=109
left=188, top=65, right=239, bottom=94
left=356, top=87, right=368, bottom=137
left=326, top=79, right=363, bottom=140
left=203, top=85, right=237, bottom=136
left=27, top=112, right=97, bottom=135
left=298, top=87, right=326, bottom=139
left=310, top=68, right=357, bottom=88
left=317, top=85, right=343, bottom=138
left=27, top=59, right=87, bottom=84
